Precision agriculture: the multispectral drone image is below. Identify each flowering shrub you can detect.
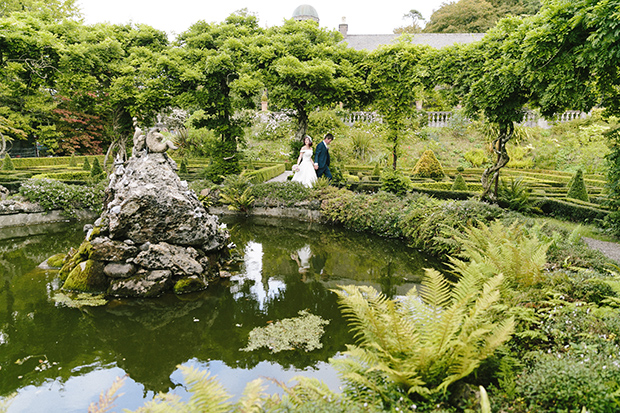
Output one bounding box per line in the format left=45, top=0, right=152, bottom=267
left=251, top=111, right=295, bottom=141
left=19, top=179, right=105, bottom=216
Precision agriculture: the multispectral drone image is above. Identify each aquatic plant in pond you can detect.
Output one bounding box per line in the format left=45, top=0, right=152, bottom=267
left=241, top=310, right=329, bottom=353
left=1, top=216, right=442, bottom=411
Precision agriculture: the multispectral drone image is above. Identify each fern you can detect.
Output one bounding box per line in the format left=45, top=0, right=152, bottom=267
left=88, top=376, right=125, bottom=413
left=219, top=175, right=255, bottom=213
left=449, top=220, right=550, bottom=289
left=331, top=263, right=514, bottom=403
left=0, top=393, right=15, bottom=413
left=235, top=378, right=267, bottom=413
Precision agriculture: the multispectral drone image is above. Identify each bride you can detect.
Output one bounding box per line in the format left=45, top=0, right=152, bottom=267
left=291, top=135, right=317, bottom=187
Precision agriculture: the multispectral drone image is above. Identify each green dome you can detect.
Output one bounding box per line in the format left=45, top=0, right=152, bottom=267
left=292, top=4, right=319, bottom=22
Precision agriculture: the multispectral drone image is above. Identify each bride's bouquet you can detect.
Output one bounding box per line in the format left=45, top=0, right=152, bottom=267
left=292, top=164, right=300, bottom=172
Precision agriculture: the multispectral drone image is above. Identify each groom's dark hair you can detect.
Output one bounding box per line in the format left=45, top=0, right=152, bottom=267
left=325, top=133, right=334, bottom=141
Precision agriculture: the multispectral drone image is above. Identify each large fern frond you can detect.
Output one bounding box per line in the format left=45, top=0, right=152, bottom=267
left=180, top=365, right=232, bottom=413
left=279, top=375, right=341, bottom=406
left=235, top=378, right=267, bottom=413
left=130, top=393, right=187, bottom=413
left=88, top=376, right=125, bottom=413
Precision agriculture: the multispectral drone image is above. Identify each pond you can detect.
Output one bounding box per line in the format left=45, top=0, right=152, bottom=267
left=0, top=215, right=445, bottom=412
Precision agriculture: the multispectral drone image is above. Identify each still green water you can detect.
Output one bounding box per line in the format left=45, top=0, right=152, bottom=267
left=0, top=215, right=444, bottom=412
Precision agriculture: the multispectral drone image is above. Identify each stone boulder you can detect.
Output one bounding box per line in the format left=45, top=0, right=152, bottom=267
left=59, top=150, right=230, bottom=298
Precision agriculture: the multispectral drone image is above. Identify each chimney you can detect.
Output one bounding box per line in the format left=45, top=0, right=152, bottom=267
left=339, top=17, right=348, bottom=39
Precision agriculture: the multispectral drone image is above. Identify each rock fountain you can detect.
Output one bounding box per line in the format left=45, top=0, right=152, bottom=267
left=57, top=122, right=231, bottom=297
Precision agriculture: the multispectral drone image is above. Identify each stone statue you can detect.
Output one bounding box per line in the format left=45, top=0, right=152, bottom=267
left=146, top=126, right=178, bottom=153
left=132, top=117, right=146, bottom=154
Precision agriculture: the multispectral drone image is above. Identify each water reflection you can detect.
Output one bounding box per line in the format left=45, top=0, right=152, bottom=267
left=0, top=215, right=444, bottom=412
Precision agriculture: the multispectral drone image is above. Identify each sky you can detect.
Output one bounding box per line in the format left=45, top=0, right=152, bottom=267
left=77, top=0, right=450, bottom=38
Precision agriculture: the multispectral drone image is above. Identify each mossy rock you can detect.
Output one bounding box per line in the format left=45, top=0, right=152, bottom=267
left=413, top=150, right=445, bottom=179
left=59, top=241, right=93, bottom=281
left=566, top=169, right=589, bottom=202
left=62, top=259, right=108, bottom=293
left=174, top=276, right=208, bottom=294
left=47, top=253, right=67, bottom=268
left=451, top=173, right=469, bottom=191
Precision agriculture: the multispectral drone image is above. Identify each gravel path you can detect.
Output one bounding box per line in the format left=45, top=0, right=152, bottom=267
left=583, top=237, right=620, bottom=264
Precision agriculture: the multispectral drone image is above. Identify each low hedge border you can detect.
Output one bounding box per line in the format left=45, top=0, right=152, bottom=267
left=244, top=164, right=286, bottom=184
left=11, top=155, right=105, bottom=168
left=538, top=198, right=609, bottom=223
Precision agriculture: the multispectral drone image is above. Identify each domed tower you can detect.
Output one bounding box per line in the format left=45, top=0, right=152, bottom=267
left=292, top=4, right=319, bottom=23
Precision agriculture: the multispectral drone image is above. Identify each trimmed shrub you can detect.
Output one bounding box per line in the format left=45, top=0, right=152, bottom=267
left=32, top=171, right=91, bottom=181
left=380, top=169, right=413, bottom=196
left=538, top=198, right=608, bottom=223
left=566, top=169, right=589, bottom=202
left=2, top=153, right=15, bottom=171
left=412, top=149, right=445, bottom=179
left=68, top=154, right=77, bottom=167
left=243, top=164, right=285, bottom=184
left=179, top=158, right=188, bottom=174
left=83, top=157, right=91, bottom=171
left=451, top=173, right=468, bottom=191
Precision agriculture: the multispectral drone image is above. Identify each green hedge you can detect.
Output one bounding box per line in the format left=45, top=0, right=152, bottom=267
left=11, top=155, right=105, bottom=168
left=538, top=198, right=609, bottom=223
left=411, top=187, right=478, bottom=200
left=244, top=164, right=286, bottom=184
left=32, top=171, right=91, bottom=181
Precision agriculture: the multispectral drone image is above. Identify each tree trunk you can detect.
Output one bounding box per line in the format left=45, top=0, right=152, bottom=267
left=480, top=122, right=513, bottom=202
left=0, top=132, right=6, bottom=158
left=295, top=109, right=309, bottom=142
left=392, top=142, right=398, bottom=170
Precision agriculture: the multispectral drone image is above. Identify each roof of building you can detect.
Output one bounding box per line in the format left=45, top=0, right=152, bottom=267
left=342, top=33, right=487, bottom=51
left=292, top=4, right=319, bottom=21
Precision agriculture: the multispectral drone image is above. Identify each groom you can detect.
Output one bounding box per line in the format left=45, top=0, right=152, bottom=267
left=314, top=133, right=334, bottom=180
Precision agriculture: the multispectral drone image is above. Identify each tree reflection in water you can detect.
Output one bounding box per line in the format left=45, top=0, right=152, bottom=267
left=0, top=215, right=444, bottom=412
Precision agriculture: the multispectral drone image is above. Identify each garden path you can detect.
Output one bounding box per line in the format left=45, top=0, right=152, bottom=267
left=267, top=171, right=292, bottom=183
left=583, top=237, right=620, bottom=265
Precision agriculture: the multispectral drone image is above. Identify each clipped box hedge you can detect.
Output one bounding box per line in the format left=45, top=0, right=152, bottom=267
left=538, top=198, right=609, bottom=223
left=244, top=164, right=286, bottom=184
left=32, top=171, right=91, bottom=181
left=11, top=155, right=105, bottom=168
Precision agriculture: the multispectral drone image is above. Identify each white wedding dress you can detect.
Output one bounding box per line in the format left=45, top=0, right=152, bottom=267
left=292, top=149, right=317, bottom=188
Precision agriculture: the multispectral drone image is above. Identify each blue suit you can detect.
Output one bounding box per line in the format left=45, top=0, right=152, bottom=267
left=314, top=140, right=332, bottom=179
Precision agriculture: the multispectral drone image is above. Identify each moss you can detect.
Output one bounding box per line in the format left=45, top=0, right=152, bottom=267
left=86, top=226, right=101, bottom=242
left=58, top=241, right=93, bottom=281
left=413, top=149, right=445, bottom=179
left=451, top=173, right=469, bottom=191
left=62, top=259, right=108, bottom=292
left=173, top=276, right=208, bottom=294
left=566, top=169, right=590, bottom=202
left=47, top=253, right=67, bottom=268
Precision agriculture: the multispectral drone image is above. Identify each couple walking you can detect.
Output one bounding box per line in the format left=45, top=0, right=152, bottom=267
left=291, top=133, right=334, bottom=188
